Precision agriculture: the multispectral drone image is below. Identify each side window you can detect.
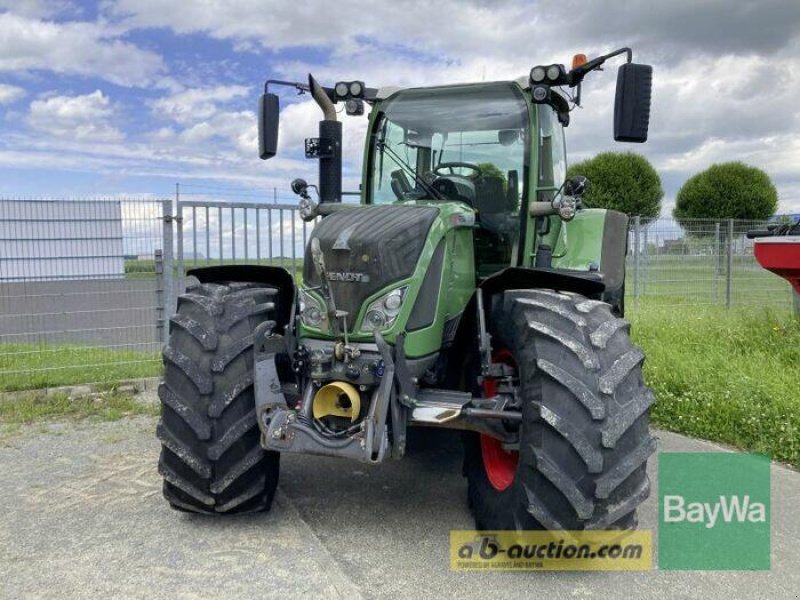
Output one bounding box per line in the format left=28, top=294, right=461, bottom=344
left=538, top=107, right=566, bottom=190
left=372, top=119, right=417, bottom=204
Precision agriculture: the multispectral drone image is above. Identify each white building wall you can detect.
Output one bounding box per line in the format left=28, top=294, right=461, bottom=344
left=0, top=200, right=125, bottom=281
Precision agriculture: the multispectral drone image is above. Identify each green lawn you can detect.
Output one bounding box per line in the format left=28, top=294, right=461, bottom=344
left=630, top=305, right=800, bottom=467
left=0, top=344, right=161, bottom=392
left=625, top=254, right=794, bottom=308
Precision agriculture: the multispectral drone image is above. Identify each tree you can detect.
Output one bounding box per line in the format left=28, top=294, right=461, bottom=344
left=566, top=151, right=663, bottom=223
left=474, top=163, right=507, bottom=190
left=673, top=162, right=778, bottom=226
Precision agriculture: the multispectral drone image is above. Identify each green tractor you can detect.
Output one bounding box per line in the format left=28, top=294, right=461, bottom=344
left=157, top=48, right=656, bottom=530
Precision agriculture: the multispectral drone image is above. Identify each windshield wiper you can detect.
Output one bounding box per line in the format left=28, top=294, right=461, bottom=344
left=376, top=140, right=445, bottom=201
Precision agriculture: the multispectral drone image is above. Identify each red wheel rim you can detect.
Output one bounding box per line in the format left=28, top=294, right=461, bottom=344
left=480, top=349, right=519, bottom=492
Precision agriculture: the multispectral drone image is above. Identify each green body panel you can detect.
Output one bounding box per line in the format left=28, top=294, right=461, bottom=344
left=297, top=200, right=475, bottom=358
left=540, top=209, right=608, bottom=271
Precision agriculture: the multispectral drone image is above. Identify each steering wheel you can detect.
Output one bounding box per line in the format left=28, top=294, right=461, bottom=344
left=432, top=161, right=482, bottom=178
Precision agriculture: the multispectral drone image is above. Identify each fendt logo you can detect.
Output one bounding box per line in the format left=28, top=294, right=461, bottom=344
left=327, top=271, right=370, bottom=283
left=663, top=495, right=767, bottom=529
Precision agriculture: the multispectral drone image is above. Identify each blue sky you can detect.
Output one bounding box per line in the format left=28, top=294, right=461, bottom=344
left=1, top=0, right=799, bottom=214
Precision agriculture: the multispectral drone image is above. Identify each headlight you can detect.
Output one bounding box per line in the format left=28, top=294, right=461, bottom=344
left=334, top=82, right=349, bottom=98
left=546, top=64, right=562, bottom=81
left=299, top=289, right=327, bottom=329
left=532, top=86, right=549, bottom=102
left=530, top=66, right=546, bottom=83
left=348, top=81, right=363, bottom=97
left=360, top=287, right=407, bottom=333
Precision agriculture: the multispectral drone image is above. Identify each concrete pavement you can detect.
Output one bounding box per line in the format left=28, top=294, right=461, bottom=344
left=0, top=417, right=797, bottom=599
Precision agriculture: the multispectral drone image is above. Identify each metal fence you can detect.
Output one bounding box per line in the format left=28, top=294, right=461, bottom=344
left=0, top=198, right=172, bottom=392
left=627, top=216, right=797, bottom=310
left=1, top=196, right=797, bottom=393
left=176, top=202, right=798, bottom=310
left=176, top=199, right=312, bottom=287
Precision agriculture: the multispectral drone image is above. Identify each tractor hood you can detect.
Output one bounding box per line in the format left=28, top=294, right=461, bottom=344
left=303, top=204, right=440, bottom=320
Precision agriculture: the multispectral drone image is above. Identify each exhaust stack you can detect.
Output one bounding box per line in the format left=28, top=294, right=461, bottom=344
left=309, top=74, right=342, bottom=203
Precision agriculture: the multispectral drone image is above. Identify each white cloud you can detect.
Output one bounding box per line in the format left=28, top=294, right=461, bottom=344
left=0, top=12, right=165, bottom=87
left=0, top=83, right=25, bottom=104
left=0, top=0, right=78, bottom=19
left=177, top=111, right=255, bottom=152
left=0, top=1, right=797, bottom=215
left=147, top=85, right=260, bottom=160
left=150, top=85, right=250, bottom=125
left=106, top=1, right=553, bottom=74
left=28, top=90, right=124, bottom=142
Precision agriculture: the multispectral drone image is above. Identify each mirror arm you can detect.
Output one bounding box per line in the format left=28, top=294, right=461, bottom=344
left=265, top=79, right=337, bottom=104
left=568, top=47, right=633, bottom=87
left=264, top=79, right=310, bottom=95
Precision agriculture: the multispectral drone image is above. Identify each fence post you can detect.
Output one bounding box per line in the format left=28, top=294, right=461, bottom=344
left=154, top=248, right=165, bottom=344
left=642, top=223, right=648, bottom=296
left=633, top=215, right=641, bottom=310
left=714, top=222, right=721, bottom=301
left=161, top=199, right=175, bottom=346
left=725, top=218, right=734, bottom=308
left=176, top=190, right=185, bottom=296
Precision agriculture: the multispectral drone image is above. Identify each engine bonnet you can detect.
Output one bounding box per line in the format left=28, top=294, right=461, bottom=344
left=303, top=204, right=439, bottom=320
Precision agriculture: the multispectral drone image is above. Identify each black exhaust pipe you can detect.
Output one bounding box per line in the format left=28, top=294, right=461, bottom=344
left=309, top=75, right=342, bottom=203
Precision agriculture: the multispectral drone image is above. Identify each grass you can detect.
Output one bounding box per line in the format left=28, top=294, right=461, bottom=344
left=0, top=391, right=159, bottom=425
left=0, top=343, right=161, bottom=392
left=630, top=305, right=800, bottom=467
left=624, top=255, right=795, bottom=309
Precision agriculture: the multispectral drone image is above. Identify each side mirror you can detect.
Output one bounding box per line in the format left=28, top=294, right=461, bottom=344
left=564, top=175, right=589, bottom=197
left=614, top=63, right=652, bottom=143
left=258, top=92, right=279, bottom=159
left=291, top=178, right=309, bottom=196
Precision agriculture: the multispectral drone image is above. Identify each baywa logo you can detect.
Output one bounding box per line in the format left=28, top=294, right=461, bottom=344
left=659, top=453, right=771, bottom=570
left=449, top=530, right=652, bottom=571
left=663, top=494, right=767, bottom=529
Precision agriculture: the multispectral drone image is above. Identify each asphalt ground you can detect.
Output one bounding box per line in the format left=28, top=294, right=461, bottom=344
left=0, top=416, right=797, bottom=599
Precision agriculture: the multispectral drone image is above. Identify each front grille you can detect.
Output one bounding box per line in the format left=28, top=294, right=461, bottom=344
left=303, top=205, right=439, bottom=321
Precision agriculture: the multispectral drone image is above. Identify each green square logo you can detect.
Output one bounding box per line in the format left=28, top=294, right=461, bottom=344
left=659, top=453, right=770, bottom=570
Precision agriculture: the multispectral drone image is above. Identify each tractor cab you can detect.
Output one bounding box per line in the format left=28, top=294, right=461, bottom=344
left=366, top=82, right=534, bottom=276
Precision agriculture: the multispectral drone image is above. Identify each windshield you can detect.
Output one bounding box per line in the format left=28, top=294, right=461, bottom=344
left=368, top=83, right=530, bottom=274
left=369, top=82, right=529, bottom=207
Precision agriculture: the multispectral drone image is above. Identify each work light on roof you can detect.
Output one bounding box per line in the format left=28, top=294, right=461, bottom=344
left=334, top=82, right=349, bottom=98
left=334, top=81, right=365, bottom=100
left=530, top=66, right=546, bottom=83
left=546, top=64, right=564, bottom=82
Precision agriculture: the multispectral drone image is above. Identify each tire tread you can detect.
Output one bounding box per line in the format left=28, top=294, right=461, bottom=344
left=157, top=281, right=281, bottom=515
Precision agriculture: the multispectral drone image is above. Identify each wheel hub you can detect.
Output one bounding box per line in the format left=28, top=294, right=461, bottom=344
left=479, top=349, right=519, bottom=492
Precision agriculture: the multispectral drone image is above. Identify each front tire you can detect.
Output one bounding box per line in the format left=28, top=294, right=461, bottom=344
left=157, top=281, right=280, bottom=514
left=464, top=289, right=656, bottom=530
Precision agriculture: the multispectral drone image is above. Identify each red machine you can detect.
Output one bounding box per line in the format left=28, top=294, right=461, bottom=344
left=748, top=221, right=800, bottom=294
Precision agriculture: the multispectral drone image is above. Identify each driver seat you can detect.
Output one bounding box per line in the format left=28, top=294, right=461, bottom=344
left=473, top=175, right=510, bottom=217
left=473, top=174, right=515, bottom=269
